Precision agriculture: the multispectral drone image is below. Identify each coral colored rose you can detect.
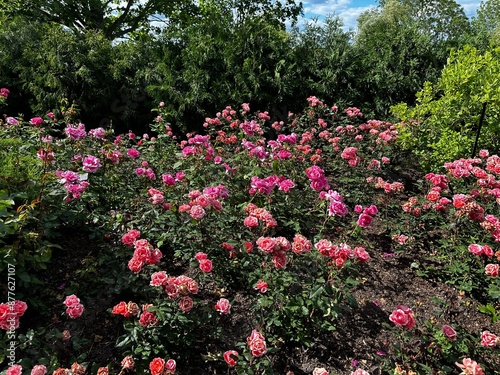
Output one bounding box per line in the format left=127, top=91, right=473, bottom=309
left=128, top=257, right=144, bottom=273
left=313, top=368, right=329, bottom=375
left=249, top=337, right=267, bottom=357
left=139, top=308, right=158, bottom=327
left=6, top=365, right=22, bottom=375
left=179, top=296, right=194, bottom=312
left=292, top=234, right=312, bottom=254
left=31, top=365, right=47, bottom=375
left=149, top=358, right=165, bottom=375
left=215, top=298, right=231, bottom=314
left=480, top=330, right=499, bottom=347
left=223, top=350, right=239, bottom=367
left=455, top=358, right=484, bottom=375
left=199, top=258, right=213, bottom=272
left=70, top=362, right=86, bottom=375
left=112, top=301, right=128, bottom=316
left=356, top=213, right=373, bottom=227
left=97, top=368, right=109, bottom=375
left=52, top=369, right=70, bottom=375
left=121, top=356, right=135, bottom=370
left=442, top=325, right=457, bottom=340
left=485, top=264, right=499, bottom=277
left=256, top=236, right=277, bottom=253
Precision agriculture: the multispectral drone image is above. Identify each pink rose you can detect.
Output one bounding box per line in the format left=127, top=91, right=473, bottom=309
left=255, top=280, right=268, bottom=293
left=480, top=330, right=499, bottom=347
left=468, top=244, right=483, bottom=255
left=356, top=213, right=373, bottom=227
left=455, top=358, right=484, bottom=375
left=215, top=298, right=231, bottom=314
left=70, top=363, right=86, bottom=375
left=150, top=271, right=168, bottom=286
left=31, top=365, right=47, bottom=375
left=6, top=365, right=22, bottom=375
left=179, top=296, right=193, bottom=312
left=66, top=303, right=84, bottom=319
left=256, top=236, right=277, bottom=253
left=121, top=356, right=135, bottom=370
left=190, top=205, right=206, bottom=220
left=199, top=259, right=213, bottom=273
left=363, top=205, right=378, bottom=216
left=313, top=368, right=329, bottom=375
left=82, top=155, right=101, bottom=173
left=128, top=257, right=144, bottom=273
left=30, top=117, right=44, bottom=126
left=223, top=350, right=239, bottom=367
left=442, top=325, right=457, bottom=341
left=351, top=370, right=370, bottom=375
left=389, top=305, right=415, bottom=329
left=64, top=295, right=80, bottom=307
left=485, top=264, right=499, bottom=277
left=165, top=359, right=176, bottom=373
left=354, top=247, right=370, bottom=263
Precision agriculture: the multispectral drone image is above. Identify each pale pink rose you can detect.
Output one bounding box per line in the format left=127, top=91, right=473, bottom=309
left=189, top=205, right=206, bottom=220
left=179, top=296, right=193, bottom=312
left=485, top=264, right=499, bottom=277
left=479, top=149, right=489, bottom=158
left=223, top=350, right=239, bottom=366
left=215, top=298, right=231, bottom=314
left=6, top=365, right=22, bottom=375
left=442, top=325, right=457, bottom=340
left=199, top=259, right=213, bottom=272
left=480, top=330, right=499, bottom=347
left=313, top=368, right=329, bottom=375
left=31, top=365, right=47, bottom=375
left=351, top=370, right=370, bottom=375
left=121, top=356, right=135, bottom=370
left=455, top=358, right=484, bottom=375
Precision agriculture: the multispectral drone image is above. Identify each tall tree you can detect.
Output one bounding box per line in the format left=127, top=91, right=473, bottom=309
left=473, top=0, right=500, bottom=48
left=0, top=0, right=196, bottom=40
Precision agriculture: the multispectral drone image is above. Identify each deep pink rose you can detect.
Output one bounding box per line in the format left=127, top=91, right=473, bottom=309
left=64, top=294, right=80, bottom=307
left=199, top=259, right=213, bottom=273
left=150, top=271, right=168, bottom=286
left=255, top=280, right=268, bottom=293
left=223, top=350, right=239, bottom=367
left=6, top=365, right=22, bottom=375
left=442, top=325, right=457, bottom=341
left=356, top=213, right=373, bottom=227
left=165, top=359, right=176, bottom=372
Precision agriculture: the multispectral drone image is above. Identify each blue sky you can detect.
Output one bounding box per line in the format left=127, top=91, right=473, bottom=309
left=300, top=0, right=482, bottom=30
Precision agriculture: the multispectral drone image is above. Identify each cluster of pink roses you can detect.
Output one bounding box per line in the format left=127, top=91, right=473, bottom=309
left=179, top=185, right=227, bottom=220
left=319, top=190, right=348, bottom=217
left=122, top=230, right=163, bottom=273
left=243, top=203, right=277, bottom=228
left=180, top=133, right=215, bottom=159
left=56, top=170, right=89, bottom=202
left=389, top=305, right=415, bottom=329
left=135, top=161, right=157, bottom=180
left=315, top=240, right=370, bottom=267
left=247, top=329, right=267, bottom=357
left=0, top=300, right=27, bottom=330
left=355, top=204, right=378, bottom=228
left=305, top=165, right=330, bottom=191
left=64, top=295, right=84, bottom=319
left=149, top=357, right=176, bottom=375
left=64, top=123, right=87, bottom=140
left=150, top=272, right=199, bottom=312
left=161, top=171, right=185, bottom=186
left=195, top=252, right=213, bottom=273
left=367, top=176, right=404, bottom=194
left=7, top=364, right=47, bottom=375
left=249, top=175, right=295, bottom=195
left=240, top=119, right=264, bottom=136
left=340, top=146, right=360, bottom=167
left=256, top=236, right=291, bottom=268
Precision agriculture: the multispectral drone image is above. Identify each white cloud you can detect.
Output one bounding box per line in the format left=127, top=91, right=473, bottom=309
left=301, top=0, right=376, bottom=30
